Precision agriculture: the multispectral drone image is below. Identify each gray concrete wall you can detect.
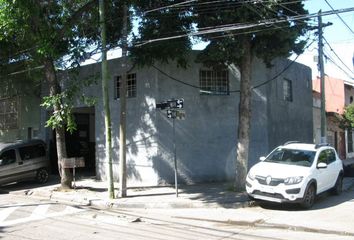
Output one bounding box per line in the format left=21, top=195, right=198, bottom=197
left=266, top=58, right=313, bottom=150
left=75, top=58, right=160, bottom=185
left=154, top=59, right=240, bottom=184
left=73, top=54, right=312, bottom=186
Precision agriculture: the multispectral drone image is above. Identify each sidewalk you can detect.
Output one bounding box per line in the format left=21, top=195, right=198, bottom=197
left=3, top=176, right=354, bottom=209
left=3, top=176, right=252, bottom=209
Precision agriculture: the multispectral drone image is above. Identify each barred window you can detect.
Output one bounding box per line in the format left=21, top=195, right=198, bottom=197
left=0, top=97, right=18, bottom=129
left=199, top=70, right=229, bottom=95
left=115, top=73, right=137, bottom=99
left=283, top=78, right=293, bottom=102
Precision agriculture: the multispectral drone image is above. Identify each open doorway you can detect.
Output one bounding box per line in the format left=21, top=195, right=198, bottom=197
left=50, top=107, right=95, bottom=177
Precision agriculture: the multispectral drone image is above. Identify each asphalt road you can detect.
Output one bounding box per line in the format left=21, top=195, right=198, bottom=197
left=1, top=187, right=354, bottom=240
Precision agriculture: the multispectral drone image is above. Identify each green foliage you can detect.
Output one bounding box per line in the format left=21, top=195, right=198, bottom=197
left=0, top=0, right=124, bottom=136
left=130, top=0, right=194, bottom=68
left=41, top=72, right=98, bottom=133
left=341, top=104, right=354, bottom=129
left=41, top=93, right=77, bottom=133
left=192, top=0, right=309, bottom=68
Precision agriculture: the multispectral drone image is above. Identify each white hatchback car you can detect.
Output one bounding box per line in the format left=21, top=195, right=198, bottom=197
left=246, top=142, right=344, bottom=209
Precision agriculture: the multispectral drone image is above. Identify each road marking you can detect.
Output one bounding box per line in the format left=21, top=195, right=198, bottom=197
left=0, top=205, right=84, bottom=227
left=30, top=204, right=50, bottom=218
left=0, top=207, right=18, bottom=222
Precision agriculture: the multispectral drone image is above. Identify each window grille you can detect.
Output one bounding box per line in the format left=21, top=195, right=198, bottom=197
left=115, top=73, right=137, bottom=99
left=199, top=70, right=229, bottom=95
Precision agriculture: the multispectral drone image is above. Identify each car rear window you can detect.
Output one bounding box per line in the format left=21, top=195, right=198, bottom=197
left=265, top=148, right=316, bottom=167
left=19, top=144, right=46, bottom=160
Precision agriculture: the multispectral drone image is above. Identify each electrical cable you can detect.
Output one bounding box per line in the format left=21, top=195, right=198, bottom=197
left=323, top=36, right=354, bottom=75
left=135, top=7, right=354, bottom=46
left=323, top=0, right=354, bottom=36
left=324, top=52, right=354, bottom=80
left=152, top=36, right=315, bottom=94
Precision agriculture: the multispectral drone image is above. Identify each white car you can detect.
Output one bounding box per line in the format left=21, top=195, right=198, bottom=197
left=246, top=142, right=344, bottom=209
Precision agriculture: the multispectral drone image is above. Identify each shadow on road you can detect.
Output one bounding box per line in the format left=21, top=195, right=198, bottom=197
left=0, top=175, right=61, bottom=194
left=179, top=182, right=249, bottom=207
left=257, top=185, right=354, bottom=211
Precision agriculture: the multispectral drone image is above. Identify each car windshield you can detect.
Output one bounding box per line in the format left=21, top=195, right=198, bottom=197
left=264, top=148, right=316, bottom=167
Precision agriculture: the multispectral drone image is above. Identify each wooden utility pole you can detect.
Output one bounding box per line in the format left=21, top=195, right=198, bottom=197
left=318, top=10, right=327, bottom=143
left=99, top=0, right=115, bottom=199
left=119, top=3, right=128, bottom=198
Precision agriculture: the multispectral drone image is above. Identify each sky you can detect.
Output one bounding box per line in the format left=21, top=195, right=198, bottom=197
left=293, top=0, right=354, bottom=82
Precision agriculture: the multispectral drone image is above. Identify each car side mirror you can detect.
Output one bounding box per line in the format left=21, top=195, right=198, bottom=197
left=317, top=162, right=327, bottom=169
left=0, top=159, right=3, bottom=166
left=259, top=156, right=266, bottom=161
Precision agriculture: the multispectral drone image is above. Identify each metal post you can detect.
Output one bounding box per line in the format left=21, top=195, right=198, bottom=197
left=119, top=3, right=128, bottom=198
left=318, top=10, right=327, bottom=143
left=73, top=161, right=76, bottom=189
left=173, top=117, right=178, bottom=197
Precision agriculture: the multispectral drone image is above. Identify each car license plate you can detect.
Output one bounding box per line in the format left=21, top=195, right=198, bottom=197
left=260, top=186, right=275, bottom=194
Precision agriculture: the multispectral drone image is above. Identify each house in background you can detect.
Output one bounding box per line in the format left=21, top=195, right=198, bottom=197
left=344, top=81, right=354, bottom=159
left=43, top=52, right=313, bottom=186
left=312, top=75, right=354, bottom=160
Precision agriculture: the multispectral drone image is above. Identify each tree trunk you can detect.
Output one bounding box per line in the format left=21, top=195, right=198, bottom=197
left=44, top=59, right=72, bottom=189
left=99, top=0, right=115, bottom=199
left=235, top=38, right=252, bottom=192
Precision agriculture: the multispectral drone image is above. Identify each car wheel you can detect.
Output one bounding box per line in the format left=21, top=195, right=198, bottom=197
left=332, top=174, right=343, bottom=195
left=301, top=184, right=316, bottom=209
left=36, top=168, right=49, bottom=184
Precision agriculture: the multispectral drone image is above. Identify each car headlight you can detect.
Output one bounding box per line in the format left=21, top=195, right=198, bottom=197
left=284, top=176, right=303, bottom=185
left=247, top=170, right=255, bottom=180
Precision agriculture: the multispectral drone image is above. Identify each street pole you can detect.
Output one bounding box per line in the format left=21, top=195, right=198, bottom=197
left=173, top=116, right=178, bottom=197
left=119, top=3, right=128, bottom=198
left=318, top=10, right=327, bottom=143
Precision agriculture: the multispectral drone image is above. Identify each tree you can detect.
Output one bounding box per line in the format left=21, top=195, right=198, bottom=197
left=0, top=0, right=125, bottom=190
left=99, top=0, right=114, bottom=199
left=341, top=104, right=354, bottom=129
left=130, top=0, right=193, bottom=67
left=192, top=0, right=309, bottom=190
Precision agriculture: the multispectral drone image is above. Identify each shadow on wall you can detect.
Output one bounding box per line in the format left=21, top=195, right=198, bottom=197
left=150, top=110, right=238, bottom=185
left=123, top=95, right=157, bottom=183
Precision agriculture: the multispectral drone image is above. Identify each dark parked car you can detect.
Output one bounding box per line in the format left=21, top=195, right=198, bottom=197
left=0, top=139, right=49, bottom=185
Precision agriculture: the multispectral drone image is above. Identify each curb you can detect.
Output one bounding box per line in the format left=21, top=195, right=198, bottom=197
left=8, top=188, right=253, bottom=209
left=6, top=178, right=353, bottom=210
left=97, top=200, right=254, bottom=209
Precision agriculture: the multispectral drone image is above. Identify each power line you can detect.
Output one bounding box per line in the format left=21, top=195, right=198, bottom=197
left=323, top=0, right=354, bottom=36
left=324, top=52, right=354, bottom=80
left=136, top=7, right=354, bottom=46
left=143, top=0, right=197, bottom=14
left=152, top=36, right=315, bottom=94
left=323, top=36, right=354, bottom=75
